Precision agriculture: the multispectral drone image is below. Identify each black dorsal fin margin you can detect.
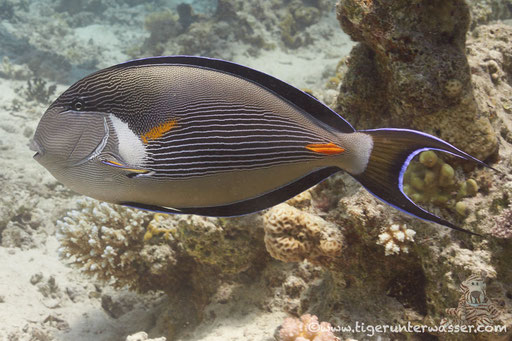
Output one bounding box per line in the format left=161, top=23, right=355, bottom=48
left=110, top=55, right=355, bottom=134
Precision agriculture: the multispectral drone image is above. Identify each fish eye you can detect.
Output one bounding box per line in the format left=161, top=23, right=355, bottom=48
left=72, top=98, right=85, bottom=111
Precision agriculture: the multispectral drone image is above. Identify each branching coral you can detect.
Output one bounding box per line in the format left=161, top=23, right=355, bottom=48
left=263, top=204, right=343, bottom=264
left=376, top=224, right=416, bottom=256
left=278, top=314, right=340, bottom=341
left=56, top=198, right=178, bottom=292
left=15, top=77, right=56, bottom=104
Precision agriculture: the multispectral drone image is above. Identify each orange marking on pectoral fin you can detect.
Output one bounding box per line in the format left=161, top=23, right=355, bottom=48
left=141, top=119, right=177, bottom=144
left=306, top=142, right=345, bottom=155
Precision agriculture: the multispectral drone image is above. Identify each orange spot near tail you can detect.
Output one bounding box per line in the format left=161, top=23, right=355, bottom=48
left=306, top=142, right=345, bottom=155
left=141, top=119, right=177, bottom=144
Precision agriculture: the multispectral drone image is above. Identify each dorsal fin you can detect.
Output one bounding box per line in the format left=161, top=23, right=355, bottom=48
left=110, top=56, right=355, bottom=134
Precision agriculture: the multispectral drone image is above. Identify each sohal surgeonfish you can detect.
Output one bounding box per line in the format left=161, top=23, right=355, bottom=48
left=31, top=56, right=493, bottom=235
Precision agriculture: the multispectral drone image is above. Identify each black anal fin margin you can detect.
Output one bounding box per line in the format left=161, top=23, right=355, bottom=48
left=121, top=167, right=340, bottom=217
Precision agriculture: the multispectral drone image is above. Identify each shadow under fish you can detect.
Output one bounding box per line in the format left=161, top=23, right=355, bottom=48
left=31, top=56, right=495, bottom=236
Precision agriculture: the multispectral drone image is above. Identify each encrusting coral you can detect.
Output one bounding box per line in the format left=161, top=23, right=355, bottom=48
left=278, top=314, right=340, bottom=341
left=263, top=203, right=344, bottom=264
left=146, top=213, right=265, bottom=274
left=56, top=198, right=178, bottom=292
left=376, top=224, right=416, bottom=256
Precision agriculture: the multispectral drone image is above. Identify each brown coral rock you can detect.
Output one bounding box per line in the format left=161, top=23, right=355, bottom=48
left=263, top=204, right=344, bottom=264
left=335, top=0, right=498, bottom=160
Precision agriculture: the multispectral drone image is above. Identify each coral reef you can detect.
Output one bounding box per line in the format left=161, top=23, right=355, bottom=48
left=492, top=208, right=512, bottom=239
left=279, top=2, right=321, bottom=49
left=0, top=56, right=32, bottom=80
left=142, top=10, right=181, bottom=55
left=467, top=0, right=512, bottom=28
left=278, top=314, right=340, bottom=341
left=56, top=198, right=179, bottom=292
left=55, top=0, right=107, bottom=16
left=56, top=199, right=271, bottom=339
left=468, top=24, right=512, bottom=144
left=15, top=77, right=56, bottom=105
left=376, top=224, right=416, bottom=256
left=146, top=213, right=266, bottom=274
left=335, top=0, right=498, bottom=160
left=263, top=203, right=344, bottom=264
left=0, top=0, right=26, bottom=20
left=3, top=1, right=512, bottom=340
left=134, top=0, right=333, bottom=58
left=402, top=150, right=480, bottom=218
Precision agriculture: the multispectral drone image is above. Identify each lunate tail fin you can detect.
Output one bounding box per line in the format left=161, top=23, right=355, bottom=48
left=353, top=128, right=494, bottom=236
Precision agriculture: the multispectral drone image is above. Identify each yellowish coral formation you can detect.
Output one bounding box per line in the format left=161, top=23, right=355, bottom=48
left=376, top=224, right=416, bottom=256
left=402, top=151, right=479, bottom=213
left=279, top=314, right=340, bottom=341
left=146, top=214, right=264, bottom=274
left=286, top=190, right=313, bottom=210
left=144, top=213, right=175, bottom=241
left=263, top=203, right=343, bottom=263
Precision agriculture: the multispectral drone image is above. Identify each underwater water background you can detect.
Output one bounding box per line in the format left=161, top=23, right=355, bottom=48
left=1, top=0, right=512, bottom=340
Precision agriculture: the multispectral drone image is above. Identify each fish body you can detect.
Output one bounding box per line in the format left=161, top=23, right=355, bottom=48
left=32, top=56, right=490, bottom=234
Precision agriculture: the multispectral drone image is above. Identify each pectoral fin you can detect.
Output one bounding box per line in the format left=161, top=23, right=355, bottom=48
left=101, top=159, right=152, bottom=176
